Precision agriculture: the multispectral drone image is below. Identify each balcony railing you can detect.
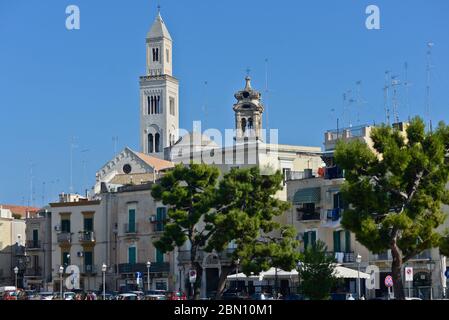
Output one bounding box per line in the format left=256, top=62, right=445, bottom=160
left=24, top=267, right=42, bottom=277
left=177, top=248, right=236, bottom=263
left=297, top=211, right=321, bottom=221
left=326, top=208, right=342, bottom=221
left=324, top=166, right=344, bottom=180
left=328, top=251, right=355, bottom=263
left=81, top=265, right=98, bottom=274
left=152, top=223, right=165, bottom=233
left=26, top=240, right=42, bottom=249
left=117, top=262, right=170, bottom=274
left=57, top=232, right=72, bottom=244
left=79, top=231, right=95, bottom=243
left=123, top=223, right=138, bottom=234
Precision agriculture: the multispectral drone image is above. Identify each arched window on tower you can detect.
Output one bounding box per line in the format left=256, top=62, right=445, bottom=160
left=157, top=96, right=161, bottom=113
left=152, top=48, right=156, bottom=62
left=155, top=48, right=159, bottom=61
left=248, top=118, right=253, bottom=129
left=155, top=133, right=160, bottom=153
left=147, top=96, right=151, bottom=114
left=148, top=134, right=154, bottom=153
left=241, top=118, right=247, bottom=133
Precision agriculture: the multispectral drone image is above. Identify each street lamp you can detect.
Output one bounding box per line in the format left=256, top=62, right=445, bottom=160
left=427, top=259, right=435, bottom=300
left=59, top=265, right=64, bottom=299
left=102, top=263, right=107, bottom=300
left=146, top=261, right=152, bottom=292
left=296, top=261, right=302, bottom=292
left=13, top=266, right=19, bottom=288
left=356, top=254, right=362, bottom=299
left=235, top=258, right=240, bottom=291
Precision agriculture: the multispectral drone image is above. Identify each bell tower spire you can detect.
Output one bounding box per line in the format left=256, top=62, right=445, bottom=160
left=233, top=77, right=264, bottom=141
left=140, top=9, right=179, bottom=159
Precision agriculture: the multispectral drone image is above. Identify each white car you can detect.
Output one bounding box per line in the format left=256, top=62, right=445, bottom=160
left=118, top=293, right=138, bottom=300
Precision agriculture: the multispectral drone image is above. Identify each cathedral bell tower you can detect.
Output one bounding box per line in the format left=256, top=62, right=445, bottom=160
left=140, top=10, right=179, bottom=159
left=233, top=76, right=264, bottom=141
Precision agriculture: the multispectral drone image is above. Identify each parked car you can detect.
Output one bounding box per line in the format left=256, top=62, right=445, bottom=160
left=144, top=290, right=167, bottom=300
left=129, top=291, right=144, bottom=300
left=167, top=291, right=187, bottom=300
left=17, top=290, right=39, bottom=300
left=38, top=292, right=54, bottom=300
left=1, top=291, right=18, bottom=300
left=249, top=292, right=274, bottom=300
left=220, top=290, right=248, bottom=300
left=282, top=293, right=304, bottom=300
left=117, top=293, right=138, bottom=300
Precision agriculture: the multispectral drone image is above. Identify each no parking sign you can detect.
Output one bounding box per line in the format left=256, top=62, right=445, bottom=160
left=384, top=275, right=393, bottom=287
left=405, top=267, right=413, bottom=282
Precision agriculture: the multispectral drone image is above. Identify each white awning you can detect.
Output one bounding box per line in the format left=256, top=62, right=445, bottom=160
left=334, top=266, right=370, bottom=279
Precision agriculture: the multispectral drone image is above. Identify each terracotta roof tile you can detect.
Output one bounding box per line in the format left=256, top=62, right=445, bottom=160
left=134, top=152, right=174, bottom=171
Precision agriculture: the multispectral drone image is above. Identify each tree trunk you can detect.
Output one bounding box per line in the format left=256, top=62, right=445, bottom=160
left=391, top=241, right=405, bottom=300
left=215, top=266, right=233, bottom=300
left=193, top=261, right=203, bottom=300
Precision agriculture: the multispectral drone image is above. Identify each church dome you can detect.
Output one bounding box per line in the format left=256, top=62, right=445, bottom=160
left=173, top=132, right=219, bottom=148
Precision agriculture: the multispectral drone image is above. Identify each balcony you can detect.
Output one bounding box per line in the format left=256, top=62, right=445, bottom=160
left=57, top=232, right=72, bottom=244
left=328, top=252, right=355, bottom=263
left=324, top=166, right=344, bottom=180
left=26, top=240, right=42, bottom=250
left=177, top=248, right=236, bottom=264
left=297, top=211, right=321, bottom=221
left=81, top=265, right=98, bottom=274
left=326, top=208, right=342, bottom=221
left=24, top=267, right=42, bottom=277
left=123, top=223, right=138, bottom=234
left=79, top=231, right=95, bottom=243
left=152, top=223, right=165, bottom=233
left=117, top=262, right=170, bottom=274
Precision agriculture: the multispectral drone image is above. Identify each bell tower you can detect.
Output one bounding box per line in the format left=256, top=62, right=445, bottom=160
left=233, top=76, right=264, bottom=140
left=140, top=10, right=179, bottom=159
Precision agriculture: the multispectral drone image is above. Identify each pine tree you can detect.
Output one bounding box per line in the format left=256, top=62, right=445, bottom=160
left=334, top=117, right=449, bottom=300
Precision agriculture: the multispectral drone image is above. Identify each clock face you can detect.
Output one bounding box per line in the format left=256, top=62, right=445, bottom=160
left=123, top=164, right=132, bottom=174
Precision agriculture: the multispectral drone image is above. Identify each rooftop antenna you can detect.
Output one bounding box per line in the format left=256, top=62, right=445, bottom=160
left=391, top=74, right=401, bottom=124
left=41, top=181, right=46, bottom=206
left=383, top=71, right=390, bottom=126
left=426, top=42, right=434, bottom=132
left=403, top=62, right=412, bottom=121
left=354, top=80, right=367, bottom=124
left=69, top=136, right=78, bottom=194
left=264, top=58, right=269, bottom=131
left=29, top=161, right=35, bottom=207
left=81, top=149, right=90, bottom=198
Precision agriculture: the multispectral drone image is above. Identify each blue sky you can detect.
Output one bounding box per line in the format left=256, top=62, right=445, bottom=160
left=0, top=0, right=448, bottom=206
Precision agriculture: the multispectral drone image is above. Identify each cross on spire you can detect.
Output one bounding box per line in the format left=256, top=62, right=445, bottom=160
left=246, top=67, right=251, bottom=77
left=157, top=4, right=161, bottom=14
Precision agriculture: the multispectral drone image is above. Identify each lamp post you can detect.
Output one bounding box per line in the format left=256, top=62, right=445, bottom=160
left=146, top=261, right=151, bottom=292
left=427, top=259, right=434, bottom=300
left=59, top=265, right=64, bottom=299
left=235, top=258, right=240, bottom=291
left=296, top=261, right=302, bottom=292
left=13, top=266, right=19, bottom=288
left=356, top=254, right=362, bottom=299
left=102, top=263, right=107, bottom=300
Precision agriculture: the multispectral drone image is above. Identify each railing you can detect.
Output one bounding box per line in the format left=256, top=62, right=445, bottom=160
left=123, top=223, right=138, bottom=234
left=324, top=166, right=344, bottom=180
left=297, top=211, right=321, bottom=221
left=326, top=208, right=342, bottom=221
left=177, top=249, right=236, bottom=263
left=285, top=170, right=316, bottom=181
left=81, top=265, right=98, bottom=274
left=57, top=232, right=72, bottom=244
left=117, top=262, right=170, bottom=274
left=373, top=249, right=431, bottom=261
left=24, top=267, right=42, bottom=277
left=328, top=252, right=355, bottom=263
left=152, top=223, right=165, bottom=233
left=26, top=240, right=42, bottom=249
left=79, top=231, right=95, bottom=243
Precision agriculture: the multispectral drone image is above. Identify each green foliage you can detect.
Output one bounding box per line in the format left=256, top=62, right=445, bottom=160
left=334, top=117, right=449, bottom=260
left=297, top=240, right=337, bottom=300
left=151, top=164, right=300, bottom=297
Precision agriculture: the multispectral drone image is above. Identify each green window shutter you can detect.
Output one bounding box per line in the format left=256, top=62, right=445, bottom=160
left=32, top=229, right=39, bottom=243
left=84, top=251, right=93, bottom=266
left=61, top=220, right=71, bottom=233
left=311, top=231, right=317, bottom=247
left=333, top=231, right=341, bottom=252
left=128, top=209, right=136, bottom=232
left=156, top=248, right=164, bottom=263
left=303, top=232, right=309, bottom=250
left=345, top=231, right=351, bottom=253
left=84, top=218, right=93, bottom=231
left=128, top=247, right=136, bottom=264
left=62, top=251, right=70, bottom=266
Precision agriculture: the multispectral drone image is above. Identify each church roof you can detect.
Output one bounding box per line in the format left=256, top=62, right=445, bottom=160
left=147, top=12, right=172, bottom=41
left=134, top=151, right=174, bottom=171
left=173, top=132, right=219, bottom=148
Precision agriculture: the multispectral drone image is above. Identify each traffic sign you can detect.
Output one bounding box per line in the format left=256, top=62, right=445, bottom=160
left=189, top=270, right=197, bottom=283
left=384, top=275, right=394, bottom=287
left=405, top=267, right=413, bottom=282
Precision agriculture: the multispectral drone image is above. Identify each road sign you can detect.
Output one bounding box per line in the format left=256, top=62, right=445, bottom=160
left=189, top=270, right=197, bottom=283
left=384, top=275, right=394, bottom=287
left=405, top=267, right=413, bottom=282
left=136, top=272, right=142, bottom=279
